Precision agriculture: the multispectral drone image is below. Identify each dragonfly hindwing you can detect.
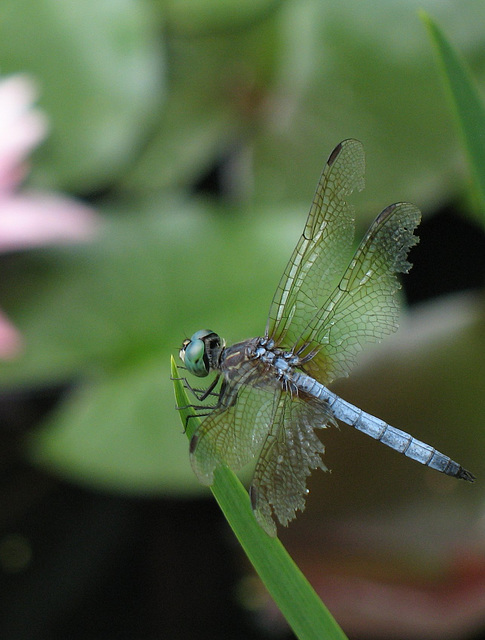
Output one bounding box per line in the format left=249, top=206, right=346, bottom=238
left=250, top=393, right=336, bottom=537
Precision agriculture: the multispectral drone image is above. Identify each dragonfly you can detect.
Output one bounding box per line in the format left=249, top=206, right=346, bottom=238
left=179, top=139, right=475, bottom=537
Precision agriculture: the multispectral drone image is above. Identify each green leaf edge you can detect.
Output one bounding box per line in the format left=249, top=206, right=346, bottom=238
left=170, top=356, right=347, bottom=640
left=420, top=10, right=485, bottom=222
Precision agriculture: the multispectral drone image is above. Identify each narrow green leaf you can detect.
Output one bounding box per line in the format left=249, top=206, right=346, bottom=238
left=171, top=356, right=347, bottom=640
left=421, top=11, right=485, bottom=220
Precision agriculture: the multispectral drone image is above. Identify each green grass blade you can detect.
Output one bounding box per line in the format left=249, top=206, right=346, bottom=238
left=171, top=356, right=348, bottom=640
left=421, top=11, right=485, bottom=220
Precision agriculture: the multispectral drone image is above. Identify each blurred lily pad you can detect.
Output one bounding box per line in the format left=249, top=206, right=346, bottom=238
left=26, top=358, right=193, bottom=494
left=0, top=197, right=299, bottom=492
left=125, top=5, right=281, bottom=194
left=0, top=0, right=165, bottom=193
left=250, top=0, right=485, bottom=214
left=127, top=0, right=485, bottom=217
left=163, top=0, right=283, bottom=35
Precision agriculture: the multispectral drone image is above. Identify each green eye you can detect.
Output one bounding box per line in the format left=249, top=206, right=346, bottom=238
left=180, top=329, right=222, bottom=377
left=184, top=338, right=209, bottom=377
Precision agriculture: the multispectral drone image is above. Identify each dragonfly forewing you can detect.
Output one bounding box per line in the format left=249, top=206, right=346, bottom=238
left=299, top=201, right=421, bottom=384
left=266, top=139, right=365, bottom=351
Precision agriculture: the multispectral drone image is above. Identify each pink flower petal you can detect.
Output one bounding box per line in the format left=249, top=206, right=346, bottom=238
left=0, top=191, right=100, bottom=252
left=0, top=75, right=100, bottom=361
left=0, top=74, right=48, bottom=192
left=0, top=309, right=23, bottom=360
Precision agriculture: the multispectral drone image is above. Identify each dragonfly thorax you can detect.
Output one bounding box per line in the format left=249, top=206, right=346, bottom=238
left=252, top=338, right=302, bottom=375
left=179, top=330, right=225, bottom=377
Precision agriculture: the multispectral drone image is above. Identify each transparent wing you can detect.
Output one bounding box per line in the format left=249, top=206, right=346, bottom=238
left=301, top=202, right=421, bottom=385
left=265, top=139, right=365, bottom=347
left=250, top=393, right=336, bottom=537
left=190, top=380, right=275, bottom=486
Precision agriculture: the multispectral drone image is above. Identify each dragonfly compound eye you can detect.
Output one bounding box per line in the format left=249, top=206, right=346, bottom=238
left=184, top=338, right=210, bottom=377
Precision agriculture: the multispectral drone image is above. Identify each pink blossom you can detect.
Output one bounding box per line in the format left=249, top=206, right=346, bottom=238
left=0, top=74, right=47, bottom=192
left=0, top=74, right=99, bottom=359
left=0, top=192, right=98, bottom=252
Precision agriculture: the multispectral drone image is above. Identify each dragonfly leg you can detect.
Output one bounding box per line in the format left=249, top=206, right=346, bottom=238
left=171, top=374, right=221, bottom=401
left=183, top=411, right=212, bottom=433
left=175, top=401, right=215, bottom=432
left=176, top=402, right=217, bottom=413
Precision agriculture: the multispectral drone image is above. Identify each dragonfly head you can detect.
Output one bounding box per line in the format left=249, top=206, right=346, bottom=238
left=179, top=330, right=224, bottom=377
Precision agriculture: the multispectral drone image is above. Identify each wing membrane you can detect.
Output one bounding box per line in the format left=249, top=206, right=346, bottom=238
left=250, top=393, right=336, bottom=537
left=302, top=202, right=421, bottom=384
left=265, top=139, right=365, bottom=347
left=190, top=381, right=275, bottom=486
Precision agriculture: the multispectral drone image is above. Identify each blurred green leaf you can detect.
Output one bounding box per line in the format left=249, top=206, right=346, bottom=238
left=421, top=11, right=485, bottom=221
left=171, top=357, right=348, bottom=640
left=163, top=0, right=283, bottom=35
left=129, top=0, right=485, bottom=210
left=0, top=197, right=299, bottom=491
left=126, top=8, right=280, bottom=193
left=26, top=359, right=194, bottom=494
left=249, top=1, right=485, bottom=214
left=4, top=0, right=485, bottom=210
left=0, top=0, right=164, bottom=193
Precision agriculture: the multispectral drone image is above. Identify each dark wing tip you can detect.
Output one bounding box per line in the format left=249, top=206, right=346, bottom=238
left=374, top=201, right=422, bottom=228
left=374, top=202, right=398, bottom=225
left=189, top=433, right=199, bottom=455
left=327, top=141, right=343, bottom=167
left=249, top=484, right=258, bottom=510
